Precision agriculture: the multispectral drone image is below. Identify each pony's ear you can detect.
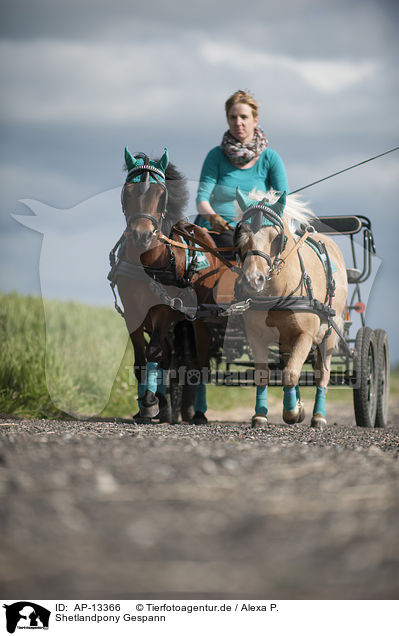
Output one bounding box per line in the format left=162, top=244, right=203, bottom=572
left=124, top=147, right=137, bottom=172
left=156, top=147, right=169, bottom=173
left=274, top=191, right=287, bottom=216
left=236, top=187, right=253, bottom=211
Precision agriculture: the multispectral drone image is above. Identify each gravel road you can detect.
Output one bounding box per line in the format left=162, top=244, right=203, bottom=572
left=1, top=399, right=398, bottom=600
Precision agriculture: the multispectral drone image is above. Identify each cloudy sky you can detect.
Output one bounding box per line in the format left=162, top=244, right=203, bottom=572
left=1, top=0, right=398, bottom=359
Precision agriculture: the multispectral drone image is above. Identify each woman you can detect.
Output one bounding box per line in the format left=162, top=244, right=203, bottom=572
left=191, top=90, right=290, bottom=423
left=196, top=90, right=289, bottom=253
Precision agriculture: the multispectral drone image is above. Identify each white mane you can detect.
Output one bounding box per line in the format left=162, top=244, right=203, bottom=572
left=235, top=188, right=315, bottom=233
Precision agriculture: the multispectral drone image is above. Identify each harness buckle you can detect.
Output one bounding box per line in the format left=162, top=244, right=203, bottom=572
left=170, top=297, right=184, bottom=312
left=220, top=298, right=252, bottom=316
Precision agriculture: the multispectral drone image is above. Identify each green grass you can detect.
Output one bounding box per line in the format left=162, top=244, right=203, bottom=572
left=0, top=292, right=130, bottom=418
left=0, top=292, right=397, bottom=419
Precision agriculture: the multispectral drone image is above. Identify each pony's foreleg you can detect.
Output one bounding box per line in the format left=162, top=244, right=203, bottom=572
left=311, top=335, right=335, bottom=428
left=244, top=312, right=273, bottom=428
left=252, top=362, right=269, bottom=428
left=129, top=329, right=147, bottom=416
left=282, top=332, right=313, bottom=424
left=139, top=307, right=174, bottom=420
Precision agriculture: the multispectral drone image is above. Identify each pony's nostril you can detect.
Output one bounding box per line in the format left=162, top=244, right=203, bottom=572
left=130, top=228, right=153, bottom=245
left=255, top=274, right=265, bottom=289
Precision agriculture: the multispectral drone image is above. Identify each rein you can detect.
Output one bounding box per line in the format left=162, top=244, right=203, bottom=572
left=167, top=227, right=240, bottom=271
left=273, top=225, right=315, bottom=275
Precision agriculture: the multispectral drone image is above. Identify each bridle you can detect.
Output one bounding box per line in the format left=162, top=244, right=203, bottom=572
left=235, top=202, right=288, bottom=278
left=121, top=154, right=169, bottom=236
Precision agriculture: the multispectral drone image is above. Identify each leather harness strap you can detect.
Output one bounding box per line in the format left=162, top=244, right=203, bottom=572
left=277, top=227, right=313, bottom=269
left=163, top=227, right=239, bottom=271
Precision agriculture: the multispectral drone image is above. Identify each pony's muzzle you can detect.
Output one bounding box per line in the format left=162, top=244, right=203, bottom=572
left=245, top=269, right=266, bottom=292
left=130, top=219, right=155, bottom=249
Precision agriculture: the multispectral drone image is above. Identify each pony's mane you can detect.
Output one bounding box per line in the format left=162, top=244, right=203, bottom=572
left=164, top=162, right=189, bottom=228
left=123, top=154, right=189, bottom=231
left=235, top=188, right=315, bottom=233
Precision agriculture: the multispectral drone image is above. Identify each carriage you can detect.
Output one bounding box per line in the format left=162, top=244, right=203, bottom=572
left=108, top=148, right=390, bottom=429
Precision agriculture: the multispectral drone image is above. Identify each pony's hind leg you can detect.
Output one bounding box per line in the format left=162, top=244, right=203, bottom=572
left=311, top=337, right=335, bottom=428
left=129, top=328, right=148, bottom=419
left=190, top=320, right=212, bottom=425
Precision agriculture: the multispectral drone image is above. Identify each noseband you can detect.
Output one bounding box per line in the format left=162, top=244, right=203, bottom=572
left=122, top=154, right=168, bottom=235
left=236, top=203, right=287, bottom=277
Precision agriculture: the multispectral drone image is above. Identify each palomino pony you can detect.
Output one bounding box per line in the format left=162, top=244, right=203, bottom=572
left=112, top=147, right=220, bottom=421
left=234, top=188, right=348, bottom=428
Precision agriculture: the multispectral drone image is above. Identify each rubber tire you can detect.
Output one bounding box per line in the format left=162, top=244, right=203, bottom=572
left=374, top=329, right=390, bottom=428
left=353, top=327, right=378, bottom=427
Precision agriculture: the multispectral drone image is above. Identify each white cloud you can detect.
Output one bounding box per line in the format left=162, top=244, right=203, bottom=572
left=0, top=34, right=379, bottom=131
left=0, top=38, right=182, bottom=124
left=200, top=42, right=378, bottom=94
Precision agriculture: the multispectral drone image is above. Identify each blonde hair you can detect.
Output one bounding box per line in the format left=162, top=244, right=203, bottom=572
left=225, top=90, right=259, bottom=119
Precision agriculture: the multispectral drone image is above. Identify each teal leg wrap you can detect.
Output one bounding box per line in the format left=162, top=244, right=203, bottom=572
left=146, top=361, right=158, bottom=395
left=313, top=386, right=327, bottom=416
left=255, top=385, right=268, bottom=416
left=156, top=368, right=167, bottom=395
left=137, top=382, right=146, bottom=408
left=283, top=386, right=297, bottom=411
left=194, top=382, right=207, bottom=414
left=295, top=384, right=301, bottom=401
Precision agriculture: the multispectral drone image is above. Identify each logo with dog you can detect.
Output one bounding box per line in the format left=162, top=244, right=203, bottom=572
left=2, top=602, right=51, bottom=633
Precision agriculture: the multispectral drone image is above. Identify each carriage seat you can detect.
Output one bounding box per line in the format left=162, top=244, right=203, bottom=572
left=299, top=215, right=371, bottom=284
left=305, top=215, right=363, bottom=235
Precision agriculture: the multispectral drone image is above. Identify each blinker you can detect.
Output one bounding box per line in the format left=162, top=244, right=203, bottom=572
left=251, top=210, right=263, bottom=233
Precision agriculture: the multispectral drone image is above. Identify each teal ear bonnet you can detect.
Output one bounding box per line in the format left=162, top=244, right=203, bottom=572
left=124, top=147, right=169, bottom=183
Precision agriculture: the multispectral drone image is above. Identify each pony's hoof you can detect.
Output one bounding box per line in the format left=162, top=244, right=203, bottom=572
left=140, top=404, right=159, bottom=418
left=283, top=407, right=300, bottom=424
left=190, top=411, right=208, bottom=425
left=133, top=411, right=144, bottom=422
left=310, top=414, right=327, bottom=429
left=140, top=390, right=159, bottom=419
left=297, top=401, right=306, bottom=423
left=251, top=414, right=268, bottom=428
left=133, top=412, right=152, bottom=424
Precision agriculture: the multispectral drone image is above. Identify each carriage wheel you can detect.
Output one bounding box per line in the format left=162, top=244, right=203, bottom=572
left=374, top=329, right=390, bottom=428
left=353, top=327, right=378, bottom=427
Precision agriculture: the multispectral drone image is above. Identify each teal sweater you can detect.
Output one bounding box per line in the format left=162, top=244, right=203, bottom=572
left=196, top=146, right=289, bottom=228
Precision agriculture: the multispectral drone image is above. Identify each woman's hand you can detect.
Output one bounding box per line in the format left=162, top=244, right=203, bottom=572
left=209, top=214, right=230, bottom=233
left=197, top=200, right=230, bottom=233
